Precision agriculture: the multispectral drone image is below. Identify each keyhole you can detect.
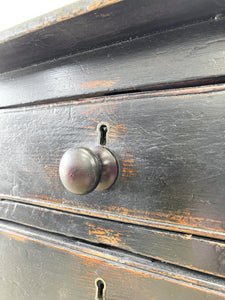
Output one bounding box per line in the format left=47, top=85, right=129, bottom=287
left=98, top=123, right=109, bottom=146
left=95, top=278, right=106, bottom=300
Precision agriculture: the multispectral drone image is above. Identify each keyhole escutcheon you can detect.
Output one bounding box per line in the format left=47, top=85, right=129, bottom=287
left=97, top=122, right=109, bottom=146
left=95, top=278, right=106, bottom=300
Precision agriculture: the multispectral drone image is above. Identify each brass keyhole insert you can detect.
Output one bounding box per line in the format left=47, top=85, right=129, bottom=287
left=95, top=278, right=106, bottom=300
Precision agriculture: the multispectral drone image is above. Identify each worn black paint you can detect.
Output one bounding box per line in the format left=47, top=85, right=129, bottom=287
left=1, top=89, right=225, bottom=238
left=0, top=221, right=225, bottom=299
left=1, top=1, right=225, bottom=295
left=0, top=200, right=225, bottom=278
left=1, top=0, right=225, bottom=74
left=2, top=16, right=225, bottom=107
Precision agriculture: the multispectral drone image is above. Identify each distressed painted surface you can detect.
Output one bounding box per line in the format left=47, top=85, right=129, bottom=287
left=0, top=0, right=122, bottom=43
left=1, top=200, right=225, bottom=278
left=2, top=15, right=225, bottom=106
left=1, top=0, right=225, bottom=75
left=1, top=87, right=225, bottom=239
left=0, top=221, right=225, bottom=300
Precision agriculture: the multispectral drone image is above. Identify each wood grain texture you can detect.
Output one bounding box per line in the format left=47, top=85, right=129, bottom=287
left=0, top=221, right=225, bottom=300
left=1, top=86, right=225, bottom=239
left=1, top=200, right=225, bottom=278
left=2, top=16, right=225, bottom=107
left=1, top=0, right=225, bottom=74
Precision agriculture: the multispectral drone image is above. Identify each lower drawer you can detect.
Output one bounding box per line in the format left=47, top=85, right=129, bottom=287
left=0, top=221, right=224, bottom=300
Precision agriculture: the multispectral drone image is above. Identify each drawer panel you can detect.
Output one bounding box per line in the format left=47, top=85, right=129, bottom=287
left=0, top=221, right=225, bottom=300
left=1, top=86, right=225, bottom=238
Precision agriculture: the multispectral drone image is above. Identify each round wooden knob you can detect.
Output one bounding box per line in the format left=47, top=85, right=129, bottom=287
left=59, top=147, right=118, bottom=195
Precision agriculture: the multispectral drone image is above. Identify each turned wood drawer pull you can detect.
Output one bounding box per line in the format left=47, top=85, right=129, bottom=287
left=59, top=147, right=118, bottom=195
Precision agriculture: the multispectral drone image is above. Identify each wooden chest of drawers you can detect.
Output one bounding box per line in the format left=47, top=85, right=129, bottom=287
left=1, top=0, right=225, bottom=299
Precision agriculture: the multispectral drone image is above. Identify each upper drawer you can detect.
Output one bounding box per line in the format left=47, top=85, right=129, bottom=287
left=1, top=85, right=225, bottom=239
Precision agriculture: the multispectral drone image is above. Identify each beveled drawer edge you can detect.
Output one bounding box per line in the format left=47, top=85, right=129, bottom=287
left=1, top=194, right=224, bottom=241
left=1, top=199, right=225, bottom=279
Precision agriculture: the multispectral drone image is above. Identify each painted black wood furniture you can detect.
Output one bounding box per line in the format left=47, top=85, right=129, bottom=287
left=0, top=1, right=225, bottom=299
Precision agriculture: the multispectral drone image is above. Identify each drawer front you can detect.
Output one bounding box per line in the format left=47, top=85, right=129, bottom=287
left=1, top=86, right=225, bottom=238
left=0, top=222, right=224, bottom=300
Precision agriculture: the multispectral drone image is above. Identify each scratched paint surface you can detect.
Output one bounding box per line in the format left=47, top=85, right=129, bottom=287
left=0, top=0, right=122, bottom=43
left=86, top=222, right=122, bottom=246
left=1, top=89, right=225, bottom=238
left=1, top=200, right=225, bottom=278
left=0, top=224, right=225, bottom=299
